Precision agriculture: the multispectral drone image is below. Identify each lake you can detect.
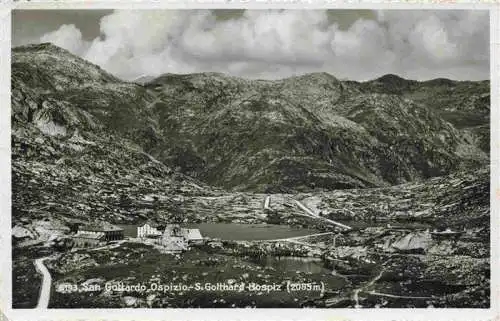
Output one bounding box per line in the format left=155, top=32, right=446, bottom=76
left=119, top=221, right=430, bottom=240
left=188, top=223, right=320, bottom=241
left=119, top=223, right=320, bottom=241
left=249, top=255, right=347, bottom=291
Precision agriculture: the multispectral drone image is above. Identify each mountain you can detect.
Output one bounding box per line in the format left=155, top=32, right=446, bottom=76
left=143, top=72, right=488, bottom=192
left=350, top=74, right=490, bottom=152
left=11, top=43, right=490, bottom=309
left=12, top=43, right=489, bottom=199
left=12, top=43, right=216, bottom=226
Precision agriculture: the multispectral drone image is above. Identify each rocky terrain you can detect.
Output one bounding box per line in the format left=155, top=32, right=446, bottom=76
left=351, top=74, right=490, bottom=153
left=13, top=43, right=488, bottom=194
left=12, top=43, right=219, bottom=230
left=145, top=72, right=488, bottom=192
left=11, top=43, right=490, bottom=309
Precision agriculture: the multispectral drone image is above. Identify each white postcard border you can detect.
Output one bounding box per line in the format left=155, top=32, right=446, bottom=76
left=1, top=2, right=498, bottom=321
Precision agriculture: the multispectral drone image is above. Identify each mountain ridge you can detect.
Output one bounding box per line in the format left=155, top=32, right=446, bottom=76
left=13, top=43, right=489, bottom=84
left=12, top=43, right=489, bottom=195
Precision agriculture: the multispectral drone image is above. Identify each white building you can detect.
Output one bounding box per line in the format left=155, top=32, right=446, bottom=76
left=138, top=224, right=204, bottom=252
left=159, top=225, right=204, bottom=250
left=182, top=228, right=204, bottom=245
left=137, top=223, right=162, bottom=238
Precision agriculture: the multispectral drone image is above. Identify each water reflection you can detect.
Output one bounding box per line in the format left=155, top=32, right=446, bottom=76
left=251, top=256, right=328, bottom=274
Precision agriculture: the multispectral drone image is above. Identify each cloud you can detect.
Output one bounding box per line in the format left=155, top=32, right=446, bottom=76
left=181, top=10, right=331, bottom=65
left=40, top=24, right=88, bottom=56
left=37, top=9, right=489, bottom=81
left=376, top=10, right=489, bottom=79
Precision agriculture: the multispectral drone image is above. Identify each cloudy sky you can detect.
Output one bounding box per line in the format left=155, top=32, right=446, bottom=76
left=13, top=9, right=489, bottom=81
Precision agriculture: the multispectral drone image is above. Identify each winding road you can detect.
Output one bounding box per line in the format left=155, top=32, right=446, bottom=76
left=258, top=195, right=348, bottom=247
left=294, top=200, right=352, bottom=230
left=266, top=231, right=336, bottom=242
left=263, top=195, right=271, bottom=210
left=34, top=257, right=52, bottom=309
left=352, top=263, right=387, bottom=308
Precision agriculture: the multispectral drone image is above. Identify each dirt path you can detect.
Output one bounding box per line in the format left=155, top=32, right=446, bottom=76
left=89, top=240, right=125, bottom=251
left=352, top=260, right=388, bottom=308
left=264, top=196, right=271, bottom=209
left=268, top=231, right=336, bottom=242
left=34, top=257, right=52, bottom=309
left=364, top=291, right=433, bottom=300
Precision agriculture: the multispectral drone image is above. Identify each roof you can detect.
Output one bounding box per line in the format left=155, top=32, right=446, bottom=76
left=431, top=230, right=463, bottom=235
left=74, top=231, right=105, bottom=240
left=183, top=228, right=203, bottom=240
left=80, top=223, right=124, bottom=232
left=139, top=223, right=161, bottom=229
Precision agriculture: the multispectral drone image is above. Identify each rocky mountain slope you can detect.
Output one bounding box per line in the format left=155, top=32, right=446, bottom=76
left=349, top=74, right=490, bottom=152
left=12, top=43, right=489, bottom=197
left=145, top=72, right=488, bottom=192
left=12, top=43, right=216, bottom=226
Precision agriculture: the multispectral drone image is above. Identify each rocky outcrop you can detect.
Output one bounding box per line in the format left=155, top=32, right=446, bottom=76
left=12, top=225, right=35, bottom=239
left=352, top=75, right=490, bottom=154
left=390, top=232, right=432, bottom=253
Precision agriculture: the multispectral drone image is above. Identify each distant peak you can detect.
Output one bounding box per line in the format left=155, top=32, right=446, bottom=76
left=288, top=72, right=339, bottom=83
left=422, top=78, right=456, bottom=86
left=190, top=72, right=227, bottom=77
left=13, top=42, right=71, bottom=54
left=304, top=71, right=333, bottom=77
left=376, top=74, right=408, bottom=83
left=12, top=42, right=121, bottom=85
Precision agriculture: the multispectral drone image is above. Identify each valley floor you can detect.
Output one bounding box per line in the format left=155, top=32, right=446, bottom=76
left=12, top=168, right=489, bottom=309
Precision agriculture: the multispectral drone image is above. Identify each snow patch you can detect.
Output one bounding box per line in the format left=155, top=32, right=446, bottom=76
left=12, top=225, right=35, bottom=239
left=36, top=119, right=67, bottom=136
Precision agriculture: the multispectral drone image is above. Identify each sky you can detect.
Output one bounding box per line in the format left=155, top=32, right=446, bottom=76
left=12, top=9, right=490, bottom=82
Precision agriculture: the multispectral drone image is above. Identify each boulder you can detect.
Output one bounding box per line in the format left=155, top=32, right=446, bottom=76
left=123, top=296, right=138, bottom=307
left=391, top=231, right=432, bottom=253
left=12, top=225, right=34, bottom=239
left=146, top=294, right=156, bottom=307
left=81, top=278, right=105, bottom=287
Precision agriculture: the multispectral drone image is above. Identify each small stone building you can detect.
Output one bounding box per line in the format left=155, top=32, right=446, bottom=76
left=430, top=228, right=464, bottom=241
left=79, top=224, right=124, bottom=241
left=159, top=225, right=187, bottom=252
left=72, top=223, right=124, bottom=247
left=73, top=231, right=106, bottom=247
